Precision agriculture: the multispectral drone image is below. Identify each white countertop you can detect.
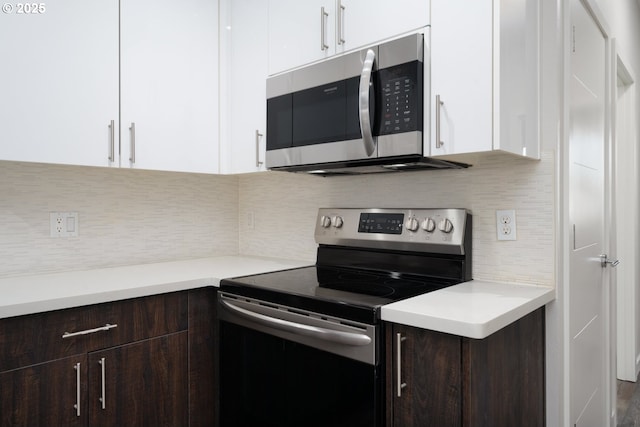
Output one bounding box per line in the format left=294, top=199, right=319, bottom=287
left=381, top=280, right=555, bottom=339
left=0, top=256, right=310, bottom=319
left=0, top=257, right=555, bottom=339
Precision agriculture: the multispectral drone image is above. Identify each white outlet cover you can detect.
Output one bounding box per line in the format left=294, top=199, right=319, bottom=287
left=50, top=212, right=78, bottom=238
left=496, top=210, right=516, bottom=241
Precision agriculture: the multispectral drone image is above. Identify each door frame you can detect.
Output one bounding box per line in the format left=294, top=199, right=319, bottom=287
left=613, top=44, right=638, bottom=383
left=555, top=0, right=614, bottom=426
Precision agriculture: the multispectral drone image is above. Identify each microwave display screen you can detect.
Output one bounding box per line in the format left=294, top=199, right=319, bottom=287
left=358, top=213, right=404, bottom=234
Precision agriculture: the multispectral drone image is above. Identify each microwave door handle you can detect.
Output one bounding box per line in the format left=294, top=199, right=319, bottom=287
left=359, top=49, right=376, bottom=157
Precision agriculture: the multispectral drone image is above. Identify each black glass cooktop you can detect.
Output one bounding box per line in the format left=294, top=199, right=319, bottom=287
left=219, top=265, right=460, bottom=324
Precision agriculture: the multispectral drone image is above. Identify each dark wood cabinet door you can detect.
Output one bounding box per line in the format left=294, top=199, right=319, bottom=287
left=389, top=325, right=462, bottom=427
left=462, top=308, right=545, bottom=427
left=0, top=355, right=87, bottom=427
left=87, top=332, right=189, bottom=427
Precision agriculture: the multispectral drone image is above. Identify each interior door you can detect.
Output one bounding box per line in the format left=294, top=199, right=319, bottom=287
left=568, top=0, right=608, bottom=425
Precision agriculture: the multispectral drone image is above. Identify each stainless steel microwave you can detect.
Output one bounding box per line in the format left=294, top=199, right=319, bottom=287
left=265, top=33, right=467, bottom=175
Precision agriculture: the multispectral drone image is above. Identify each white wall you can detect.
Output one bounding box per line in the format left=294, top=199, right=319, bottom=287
left=0, top=161, right=239, bottom=277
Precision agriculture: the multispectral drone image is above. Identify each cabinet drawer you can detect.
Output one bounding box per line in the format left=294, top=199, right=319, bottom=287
left=0, top=292, right=188, bottom=372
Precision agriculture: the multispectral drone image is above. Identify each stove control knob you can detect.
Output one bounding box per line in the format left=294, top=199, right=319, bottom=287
left=421, top=218, right=436, bottom=232
left=438, top=218, right=454, bottom=233
left=405, top=216, right=419, bottom=232
left=333, top=216, right=344, bottom=228
left=320, top=215, right=332, bottom=228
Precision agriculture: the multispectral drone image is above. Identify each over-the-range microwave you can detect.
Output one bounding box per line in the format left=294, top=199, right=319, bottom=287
left=265, top=33, right=468, bottom=175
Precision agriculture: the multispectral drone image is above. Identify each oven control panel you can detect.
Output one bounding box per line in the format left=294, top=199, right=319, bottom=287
left=315, top=208, right=471, bottom=255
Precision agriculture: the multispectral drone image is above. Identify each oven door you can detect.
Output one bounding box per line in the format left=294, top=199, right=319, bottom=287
left=218, top=293, right=384, bottom=427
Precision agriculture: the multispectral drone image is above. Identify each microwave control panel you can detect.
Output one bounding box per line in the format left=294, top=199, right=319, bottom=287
left=378, top=61, right=422, bottom=135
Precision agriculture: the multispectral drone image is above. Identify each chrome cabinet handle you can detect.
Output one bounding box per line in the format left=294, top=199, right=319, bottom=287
left=108, top=120, right=115, bottom=162
left=255, top=130, right=264, bottom=167
left=62, top=323, right=118, bottom=339
left=337, top=1, right=345, bottom=45
left=320, top=7, right=329, bottom=51
left=435, top=95, right=444, bottom=149
left=129, top=122, right=136, bottom=163
left=220, top=298, right=371, bottom=346
left=73, top=362, right=81, bottom=417
left=99, top=357, right=106, bottom=410
left=359, top=49, right=376, bottom=156
left=396, top=333, right=407, bottom=397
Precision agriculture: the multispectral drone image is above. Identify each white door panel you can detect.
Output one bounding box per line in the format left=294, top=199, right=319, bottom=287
left=571, top=315, right=604, bottom=421
left=569, top=0, right=607, bottom=426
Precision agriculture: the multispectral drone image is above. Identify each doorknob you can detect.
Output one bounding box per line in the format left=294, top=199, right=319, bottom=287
left=600, top=254, right=620, bottom=268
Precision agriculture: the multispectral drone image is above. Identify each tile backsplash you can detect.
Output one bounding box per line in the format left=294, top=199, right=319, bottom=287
left=239, top=151, right=555, bottom=286
left=0, top=161, right=239, bottom=277
left=2, top=151, right=555, bottom=286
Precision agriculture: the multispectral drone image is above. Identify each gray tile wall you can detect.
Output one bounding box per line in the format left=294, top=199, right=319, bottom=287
left=239, top=151, right=555, bottom=285
left=1, top=151, right=555, bottom=286
left=0, top=161, right=239, bottom=277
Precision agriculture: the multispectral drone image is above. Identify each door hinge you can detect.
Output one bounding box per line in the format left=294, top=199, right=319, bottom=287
left=572, top=25, right=576, bottom=53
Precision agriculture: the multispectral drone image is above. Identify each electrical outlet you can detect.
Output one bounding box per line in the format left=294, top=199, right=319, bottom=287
left=247, top=211, right=255, bottom=230
left=50, top=212, right=78, bottom=238
left=496, top=210, right=516, bottom=241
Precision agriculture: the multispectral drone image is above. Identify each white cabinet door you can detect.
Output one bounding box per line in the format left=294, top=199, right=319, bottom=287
left=337, top=0, right=429, bottom=54
left=429, top=0, right=539, bottom=160
left=219, top=0, right=268, bottom=174
left=0, top=0, right=119, bottom=167
left=120, top=0, right=219, bottom=174
left=268, top=0, right=429, bottom=75
left=429, top=1, right=493, bottom=157
left=494, top=0, right=540, bottom=158
left=268, top=0, right=335, bottom=75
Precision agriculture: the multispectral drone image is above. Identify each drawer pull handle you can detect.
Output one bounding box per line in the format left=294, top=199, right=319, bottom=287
left=62, top=323, right=118, bottom=339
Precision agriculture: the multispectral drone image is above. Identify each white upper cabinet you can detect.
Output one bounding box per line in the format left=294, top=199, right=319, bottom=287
left=268, top=0, right=429, bottom=76
left=0, top=0, right=119, bottom=168
left=0, top=0, right=219, bottom=174
left=429, top=0, right=540, bottom=161
left=120, top=0, right=219, bottom=174
left=268, top=0, right=334, bottom=76
left=219, top=0, right=268, bottom=174
left=336, top=0, right=429, bottom=54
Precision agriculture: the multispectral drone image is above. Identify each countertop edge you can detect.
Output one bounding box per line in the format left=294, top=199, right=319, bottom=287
left=2, top=258, right=557, bottom=339
left=0, top=256, right=312, bottom=319
left=380, top=281, right=556, bottom=339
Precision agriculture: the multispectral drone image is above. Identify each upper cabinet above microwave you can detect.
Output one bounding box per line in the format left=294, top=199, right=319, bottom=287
left=267, top=0, right=430, bottom=76
left=429, top=0, right=540, bottom=161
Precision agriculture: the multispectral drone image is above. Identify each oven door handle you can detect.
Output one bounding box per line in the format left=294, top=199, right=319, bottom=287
left=220, top=299, right=372, bottom=346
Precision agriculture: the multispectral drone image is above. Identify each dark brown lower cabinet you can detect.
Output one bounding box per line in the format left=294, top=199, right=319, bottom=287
left=0, top=288, right=216, bottom=427
left=0, top=355, right=86, bottom=427
left=387, top=307, right=545, bottom=427
left=88, top=332, right=189, bottom=427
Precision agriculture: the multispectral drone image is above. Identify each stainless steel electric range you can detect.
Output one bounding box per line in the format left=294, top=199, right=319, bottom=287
left=218, top=208, right=472, bottom=427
